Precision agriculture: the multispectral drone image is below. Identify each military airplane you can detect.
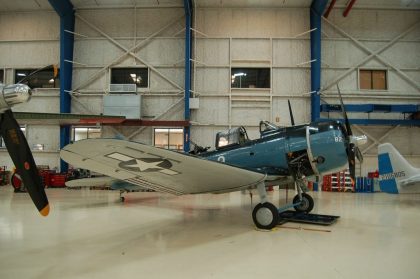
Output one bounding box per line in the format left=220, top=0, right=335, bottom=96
left=61, top=88, right=367, bottom=230
left=0, top=65, right=55, bottom=216
left=378, top=143, right=420, bottom=194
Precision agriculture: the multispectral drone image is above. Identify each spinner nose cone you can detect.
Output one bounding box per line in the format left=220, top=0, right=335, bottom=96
left=2, top=84, right=32, bottom=107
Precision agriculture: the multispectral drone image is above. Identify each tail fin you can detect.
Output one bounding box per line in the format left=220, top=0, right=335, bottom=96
left=378, top=143, right=416, bottom=194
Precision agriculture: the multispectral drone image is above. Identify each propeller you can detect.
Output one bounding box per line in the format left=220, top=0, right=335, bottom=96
left=0, top=65, right=57, bottom=216
left=288, top=100, right=295, bottom=126
left=336, top=85, right=364, bottom=182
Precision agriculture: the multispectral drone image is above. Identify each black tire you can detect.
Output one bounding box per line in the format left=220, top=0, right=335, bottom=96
left=293, top=193, right=314, bottom=213
left=120, top=196, right=125, bottom=202
left=252, top=202, right=279, bottom=230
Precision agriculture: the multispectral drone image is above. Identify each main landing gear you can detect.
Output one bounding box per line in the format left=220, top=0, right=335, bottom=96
left=251, top=181, right=314, bottom=230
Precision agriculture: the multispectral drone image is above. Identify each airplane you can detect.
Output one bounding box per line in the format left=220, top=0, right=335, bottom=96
left=378, top=143, right=420, bottom=194
left=0, top=66, right=55, bottom=216
left=61, top=88, right=368, bottom=230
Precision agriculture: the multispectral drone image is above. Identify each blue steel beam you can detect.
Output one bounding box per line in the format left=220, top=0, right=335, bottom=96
left=48, top=0, right=74, bottom=172
left=318, top=118, right=420, bottom=126
left=321, top=104, right=420, bottom=113
left=310, top=0, right=328, bottom=121
left=183, top=0, right=193, bottom=153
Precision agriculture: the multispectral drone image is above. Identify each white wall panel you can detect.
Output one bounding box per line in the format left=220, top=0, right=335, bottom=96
left=231, top=39, right=271, bottom=62
left=136, top=38, right=184, bottom=65
left=196, top=38, right=229, bottom=65
left=272, top=69, right=310, bottom=95
left=14, top=96, right=60, bottom=113
left=191, top=98, right=228, bottom=124
left=195, top=68, right=230, bottom=94
left=0, top=12, right=58, bottom=40
left=231, top=107, right=269, bottom=126
left=0, top=42, right=59, bottom=67
left=196, top=8, right=309, bottom=37
left=273, top=40, right=310, bottom=66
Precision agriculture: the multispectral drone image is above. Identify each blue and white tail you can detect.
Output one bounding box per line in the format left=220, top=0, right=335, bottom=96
left=378, top=143, right=419, bottom=194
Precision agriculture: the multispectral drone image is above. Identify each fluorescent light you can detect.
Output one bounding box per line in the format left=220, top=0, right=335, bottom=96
left=130, top=74, right=136, bottom=78
left=233, top=73, right=246, bottom=77
left=17, top=73, right=26, bottom=77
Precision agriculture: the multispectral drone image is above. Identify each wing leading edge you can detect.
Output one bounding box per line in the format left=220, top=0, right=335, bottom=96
left=60, top=139, right=267, bottom=195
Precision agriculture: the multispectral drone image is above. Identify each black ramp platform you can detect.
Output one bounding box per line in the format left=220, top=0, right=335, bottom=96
left=278, top=211, right=340, bottom=226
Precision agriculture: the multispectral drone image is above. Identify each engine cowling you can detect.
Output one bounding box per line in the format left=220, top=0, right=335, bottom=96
left=0, top=84, right=32, bottom=113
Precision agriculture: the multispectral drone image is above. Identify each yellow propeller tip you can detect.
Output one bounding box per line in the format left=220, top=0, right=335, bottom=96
left=40, top=204, right=50, bottom=216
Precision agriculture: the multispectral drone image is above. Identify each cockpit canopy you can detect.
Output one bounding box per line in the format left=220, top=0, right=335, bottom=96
left=215, top=126, right=249, bottom=150
left=259, top=120, right=283, bottom=138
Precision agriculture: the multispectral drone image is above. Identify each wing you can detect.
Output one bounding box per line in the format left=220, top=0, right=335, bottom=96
left=60, top=139, right=266, bottom=195
left=66, top=176, right=116, bottom=187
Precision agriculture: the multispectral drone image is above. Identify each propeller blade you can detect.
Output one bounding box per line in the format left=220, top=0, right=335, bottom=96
left=287, top=100, right=295, bottom=126
left=0, top=110, right=49, bottom=216
left=355, top=146, right=363, bottom=163
left=336, top=84, right=353, bottom=136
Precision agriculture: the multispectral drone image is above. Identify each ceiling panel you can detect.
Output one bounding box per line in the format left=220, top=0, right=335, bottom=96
left=0, top=0, right=52, bottom=12
left=1, top=0, right=418, bottom=13
left=195, top=0, right=313, bottom=8
left=70, top=0, right=184, bottom=9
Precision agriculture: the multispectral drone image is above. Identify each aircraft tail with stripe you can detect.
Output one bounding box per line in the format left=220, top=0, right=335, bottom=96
left=378, top=143, right=420, bottom=194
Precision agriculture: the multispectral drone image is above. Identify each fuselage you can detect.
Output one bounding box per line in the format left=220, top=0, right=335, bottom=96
left=200, top=121, right=349, bottom=178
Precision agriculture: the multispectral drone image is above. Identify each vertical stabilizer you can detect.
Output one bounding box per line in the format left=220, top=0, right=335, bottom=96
left=378, top=143, right=417, bottom=194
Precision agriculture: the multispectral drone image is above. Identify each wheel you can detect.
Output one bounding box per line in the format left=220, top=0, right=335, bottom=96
left=11, top=173, right=24, bottom=192
left=120, top=196, right=125, bottom=202
left=293, top=193, right=314, bottom=213
left=252, top=202, right=279, bottom=230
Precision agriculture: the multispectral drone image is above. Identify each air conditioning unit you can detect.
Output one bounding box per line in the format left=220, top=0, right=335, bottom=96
left=109, top=84, right=136, bottom=94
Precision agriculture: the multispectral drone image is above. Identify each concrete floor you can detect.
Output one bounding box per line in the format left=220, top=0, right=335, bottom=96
left=1, top=186, right=420, bottom=279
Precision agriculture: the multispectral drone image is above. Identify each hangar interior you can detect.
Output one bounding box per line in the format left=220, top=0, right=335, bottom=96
left=0, top=0, right=420, bottom=278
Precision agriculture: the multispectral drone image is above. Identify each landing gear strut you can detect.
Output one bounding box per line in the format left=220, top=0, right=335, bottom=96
left=293, top=178, right=314, bottom=213
left=119, top=190, right=125, bottom=202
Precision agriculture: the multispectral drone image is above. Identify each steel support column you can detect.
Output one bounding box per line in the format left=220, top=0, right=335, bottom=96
left=183, top=0, right=193, bottom=152
left=310, top=0, right=328, bottom=121
left=48, top=0, right=74, bottom=172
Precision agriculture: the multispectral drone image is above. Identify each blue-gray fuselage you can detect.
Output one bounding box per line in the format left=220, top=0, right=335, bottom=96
left=200, top=121, right=349, bottom=178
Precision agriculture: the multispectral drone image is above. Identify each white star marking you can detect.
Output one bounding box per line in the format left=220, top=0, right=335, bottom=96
left=126, top=159, right=164, bottom=171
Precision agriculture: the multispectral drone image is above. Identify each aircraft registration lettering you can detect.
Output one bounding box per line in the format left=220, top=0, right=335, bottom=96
left=334, top=136, right=343, bottom=143
left=379, top=171, right=405, bottom=181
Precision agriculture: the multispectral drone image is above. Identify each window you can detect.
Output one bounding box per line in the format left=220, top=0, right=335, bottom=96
left=359, top=69, right=387, bottom=90
left=111, top=68, right=148, bottom=88
left=154, top=128, right=183, bottom=150
left=71, top=127, right=101, bottom=142
left=0, top=126, right=25, bottom=148
left=15, top=68, right=60, bottom=89
left=231, top=68, right=270, bottom=89
left=0, top=69, right=4, bottom=84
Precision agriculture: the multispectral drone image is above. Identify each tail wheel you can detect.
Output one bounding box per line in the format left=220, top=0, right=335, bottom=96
left=252, top=202, right=279, bottom=230
left=11, top=173, right=24, bottom=192
left=293, top=193, right=314, bottom=213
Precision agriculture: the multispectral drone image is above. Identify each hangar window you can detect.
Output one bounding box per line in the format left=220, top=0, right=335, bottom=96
left=14, top=68, right=60, bottom=89
left=111, top=68, right=148, bottom=88
left=71, top=127, right=101, bottom=142
left=231, top=68, right=270, bottom=89
left=0, top=69, right=4, bottom=84
left=154, top=128, right=183, bottom=151
left=359, top=69, right=387, bottom=90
